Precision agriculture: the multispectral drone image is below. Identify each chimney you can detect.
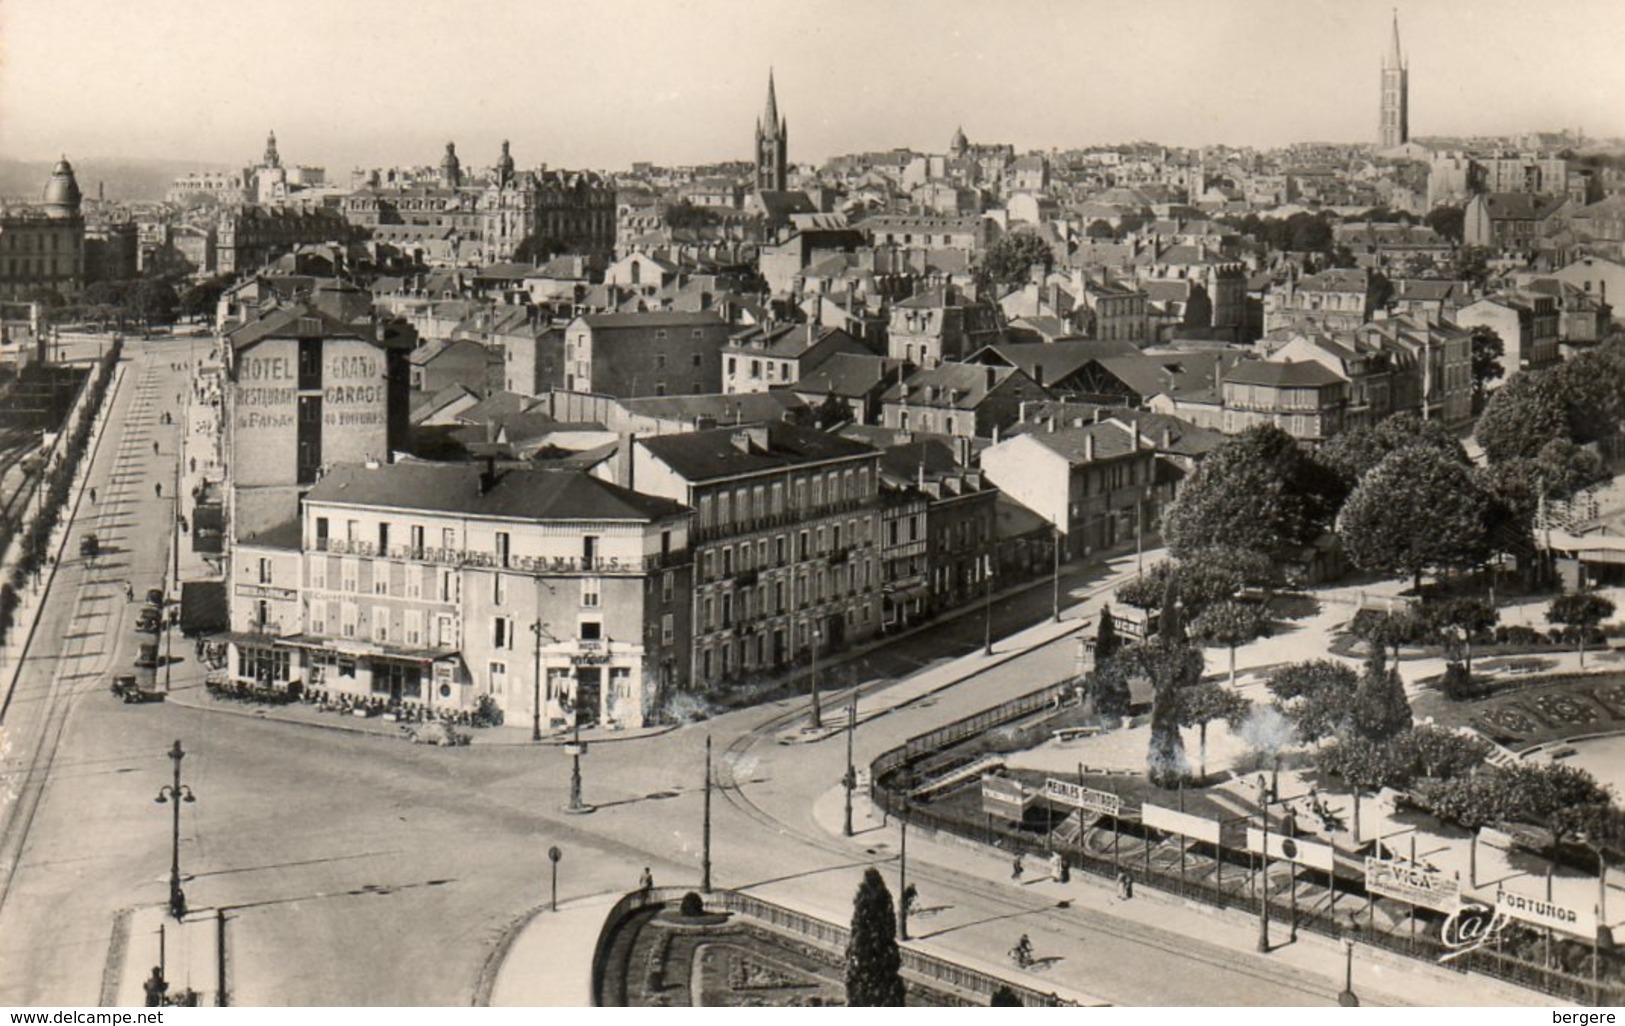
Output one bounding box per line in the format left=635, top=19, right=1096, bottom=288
left=1046, top=416, right=1057, bottom=433
left=956, top=435, right=972, bottom=467
left=1083, top=431, right=1095, bottom=462
left=1161, top=425, right=1173, bottom=449
left=985, top=366, right=997, bottom=392
left=479, top=455, right=498, bottom=495
left=917, top=462, right=925, bottom=490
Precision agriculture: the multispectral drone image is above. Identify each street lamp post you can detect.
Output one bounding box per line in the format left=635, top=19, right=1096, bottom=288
left=154, top=740, right=196, bottom=921
left=1338, top=936, right=1359, bottom=1006
left=547, top=845, right=561, bottom=912
left=564, top=690, right=589, bottom=813
left=808, top=623, right=823, bottom=730
left=843, top=694, right=857, bottom=837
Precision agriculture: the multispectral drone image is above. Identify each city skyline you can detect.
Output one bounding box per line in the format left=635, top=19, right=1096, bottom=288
left=2, top=0, right=1624, bottom=175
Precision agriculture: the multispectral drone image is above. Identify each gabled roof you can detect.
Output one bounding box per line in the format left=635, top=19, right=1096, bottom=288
left=790, top=352, right=902, bottom=398
left=638, top=421, right=877, bottom=482
left=305, top=463, right=687, bottom=522
left=1014, top=423, right=1145, bottom=464
left=1224, top=360, right=1345, bottom=388
left=578, top=310, right=727, bottom=330
left=881, top=362, right=1041, bottom=409
left=1471, top=192, right=1567, bottom=221
left=408, top=337, right=488, bottom=366
left=1090, top=351, right=1252, bottom=399
left=409, top=382, right=480, bottom=425
left=621, top=389, right=805, bottom=425
left=969, top=340, right=1138, bottom=386
left=227, top=301, right=386, bottom=353
left=455, top=390, right=544, bottom=426
left=1297, top=268, right=1374, bottom=294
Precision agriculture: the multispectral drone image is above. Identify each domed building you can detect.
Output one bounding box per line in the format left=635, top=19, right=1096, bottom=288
left=42, top=157, right=84, bottom=219
left=0, top=157, right=86, bottom=302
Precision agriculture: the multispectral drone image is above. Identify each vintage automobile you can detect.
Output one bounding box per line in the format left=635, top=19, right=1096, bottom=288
left=110, top=674, right=164, bottom=703
left=146, top=587, right=165, bottom=607
left=136, top=604, right=162, bottom=633
left=135, top=641, right=161, bottom=669
left=80, top=534, right=99, bottom=559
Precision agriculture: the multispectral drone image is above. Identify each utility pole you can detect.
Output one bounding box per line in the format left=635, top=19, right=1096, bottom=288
left=982, top=551, right=994, bottom=657
left=897, top=811, right=909, bottom=941
left=1052, top=526, right=1062, bottom=623
left=530, top=616, right=546, bottom=742
left=808, top=624, right=823, bottom=730
left=1257, top=774, right=1270, bottom=953
left=155, top=740, right=196, bottom=921
left=701, top=735, right=713, bottom=892
left=843, top=694, right=857, bottom=837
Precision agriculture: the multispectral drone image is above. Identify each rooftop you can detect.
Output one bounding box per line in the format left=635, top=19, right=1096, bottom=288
left=305, top=463, right=687, bottom=522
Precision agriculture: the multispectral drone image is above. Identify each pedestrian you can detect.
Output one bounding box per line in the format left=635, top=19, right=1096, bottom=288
left=1117, top=870, right=1133, bottom=900
left=1011, top=854, right=1024, bottom=881
left=155, top=482, right=162, bottom=498
left=143, top=967, right=167, bottom=1008
left=1050, top=851, right=1065, bottom=883
left=124, top=582, right=134, bottom=602
left=152, top=440, right=159, bottom=456
left=639, top=867, right=653, bottom=893
left=89, top=486, right=97, bottom=504
left=189, top=457, right=196, bottom=474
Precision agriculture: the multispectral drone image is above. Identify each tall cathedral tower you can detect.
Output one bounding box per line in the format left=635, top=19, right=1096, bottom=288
left=755, top=71, right=788, bottom=192
left=1379, top=10, right=1409, bottom=149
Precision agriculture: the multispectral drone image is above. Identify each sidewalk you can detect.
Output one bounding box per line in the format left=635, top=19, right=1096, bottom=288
left=110, top=904, right=220, bottom=1007
left=775, top=549, right=1146, bottom=745
left=484, top=893, right=618, bottom=1007
left=808, top=784, right=1556, bottom=1007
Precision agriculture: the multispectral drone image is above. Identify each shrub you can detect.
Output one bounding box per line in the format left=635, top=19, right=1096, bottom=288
left=1440, top=661, right=1482, bottom=701
left=679, top=891, right=705, bottom=917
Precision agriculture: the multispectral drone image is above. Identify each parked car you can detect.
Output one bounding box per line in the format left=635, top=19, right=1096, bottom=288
left=135, top=641, right=160, bottom=669
left=110, top=674, right=164, bottom=704
left=136, top=605, right=162, bottom=633
left=146, top=587, right=165, bottom=607
left=80, top=534, right=99, bottom=559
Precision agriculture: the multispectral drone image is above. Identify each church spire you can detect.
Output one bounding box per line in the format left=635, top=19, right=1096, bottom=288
left=763, top=70, right=781, bottom=139
left=1386, top=9, right=1404, bottom=69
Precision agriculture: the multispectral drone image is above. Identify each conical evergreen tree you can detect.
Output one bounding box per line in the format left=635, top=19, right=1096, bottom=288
left=845, top=867, right=905, bottom=1007
left=1351, top=647, right=1413, bottom=742
left=1095, top=604, right=1121, bottom=663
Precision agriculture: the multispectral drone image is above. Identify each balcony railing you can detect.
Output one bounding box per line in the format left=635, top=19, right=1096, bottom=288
left=313, top=537, right=683, bottom=574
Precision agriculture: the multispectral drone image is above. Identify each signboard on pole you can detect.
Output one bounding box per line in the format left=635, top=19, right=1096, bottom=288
left=982, top=776, right=1036, bottom=822
left=1142, top=802, right=1221, bottom=845
left=1246, top=828, right=1335, bottom=872
left=1494, top=889, right=1597, bottom=939
left=1364, top=857, right=1462, bottom=913
left=1044, top=778, right=1122, bottom=817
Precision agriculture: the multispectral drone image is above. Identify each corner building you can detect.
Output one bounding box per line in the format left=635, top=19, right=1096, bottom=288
left=230, top=464, right=692, bottom=728
left=628, top=424, right=883, bottom=689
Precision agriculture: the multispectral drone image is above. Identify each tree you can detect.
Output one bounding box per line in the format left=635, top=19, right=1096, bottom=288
left=178, top=275, right=232, bottom=323
left=129, top=278, right=179, bottom=327
left=1426, top=597, right=1497, bottom=678
left=1548, top=592, right=1616, bottom=669
left=1188, top=600, right=1268, bottom=685
left=1339, top=446, right=1492, bottom=592
left=978, top=230, right=1054, bottom=287
left=846, top=867, right=905, bottom=1007
left=1177, top=682, right=1249, bottom=782
left=1088, top=657, right=1133, bottom=721
left=1094, top=604, right=1121, bottom=663
left=1084, top=219, right=1115, bottom=239
left=1267, top=659, right=1359, bottom=744
left=1116, top=567, right=1168, bottom=613
left=1121, top=636, right=1203, bottom=788
left=1425, top=205, right=1465, bottom=243
left=1319, top=410, right=1467, bottom=486
left=1349, top=649, right=1412, bottom=743
left=1469, top=326, right=1505, bottom=414
left=1163, top=424, right=1345, bottom=561
left=1475, top=371, right=1570, bottom=464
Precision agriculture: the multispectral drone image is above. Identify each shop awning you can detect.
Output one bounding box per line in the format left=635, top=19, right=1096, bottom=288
left=274, top=634, right=452, bottom=662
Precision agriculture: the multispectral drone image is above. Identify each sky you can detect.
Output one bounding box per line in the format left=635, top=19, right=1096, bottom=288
left=2, top=0, right=1623, bottom=173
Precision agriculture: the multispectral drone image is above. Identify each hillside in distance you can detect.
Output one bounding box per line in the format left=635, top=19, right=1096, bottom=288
left=0, top=157, right=232, bottom=204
